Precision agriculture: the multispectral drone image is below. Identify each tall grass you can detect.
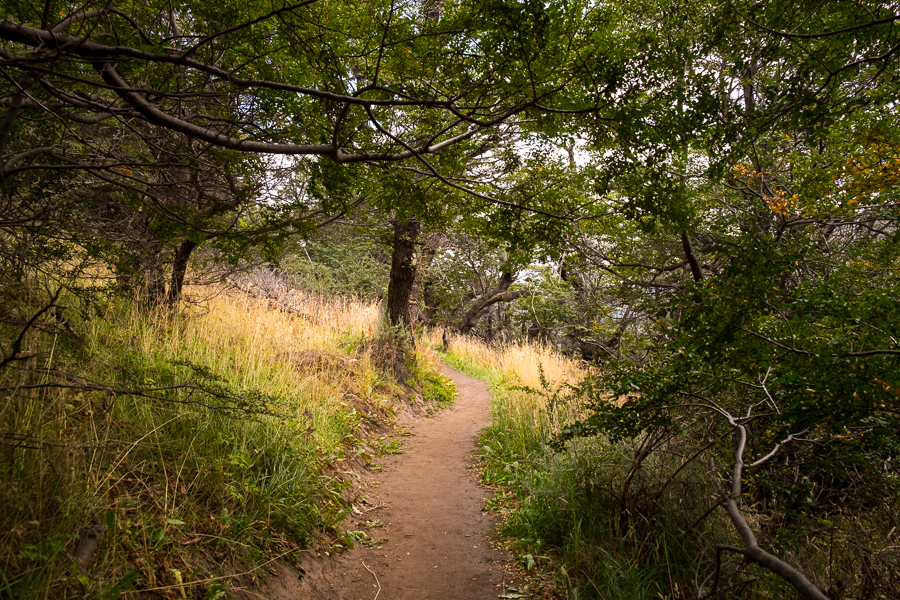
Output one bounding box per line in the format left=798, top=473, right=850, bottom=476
left=102, top=288, right=387, bottom=447
left=430, top=331, right=735, bottom=600
left=431, top=331, right=581, bottom=447
left=0, top=286, right=445, bottom=599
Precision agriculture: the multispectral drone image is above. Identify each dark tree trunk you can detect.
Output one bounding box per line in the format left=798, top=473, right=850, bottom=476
left=167, top=239, right=197, bottom=304
left=142, top=244, right=167, bottom=305
left=386, top=218, right=422, bottom=326
left=680, top=231, right=704, bottom=283
left=457, top=271, right=530, bottom=335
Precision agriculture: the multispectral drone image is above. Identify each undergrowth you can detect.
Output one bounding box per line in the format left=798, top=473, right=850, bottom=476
left=429, top=326, right=900, bottom=600
left=1, top=285, right=451, bottom=599
left=428, top=330, right=737, bottom=600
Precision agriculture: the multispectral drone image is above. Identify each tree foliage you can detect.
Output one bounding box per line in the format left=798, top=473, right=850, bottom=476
left=2, top=0, right=899, bottom=596
left=532, top=1, right=900, bottom=596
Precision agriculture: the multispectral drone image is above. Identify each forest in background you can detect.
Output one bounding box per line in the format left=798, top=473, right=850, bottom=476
left=2, top=0, right=899, bottom=597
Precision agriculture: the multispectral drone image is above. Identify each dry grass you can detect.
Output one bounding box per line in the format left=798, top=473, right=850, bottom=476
left=423, top=329, right=584, bottom=442
left=0, top=283, right=448, bottom=599
left=97, top=287, right=390, bottom=443
left=439, top=331, right=578, bottom=385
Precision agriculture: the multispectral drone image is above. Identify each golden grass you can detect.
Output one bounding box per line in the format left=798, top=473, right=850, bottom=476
left=442, top=332, right=578, bottom=387
left=423, top=329, right=584, bottom=439
left=82, top=286, right=395, bottom=444
left=0, top=280, right=465, bottom=599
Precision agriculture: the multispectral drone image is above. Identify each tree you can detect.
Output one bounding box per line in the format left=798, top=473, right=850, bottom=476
left=1, top=0, right=616, bottom=311
left=550, top=0, right=900, bottom=596
left=415, top=231, right=530, bottom=336
left=0, top=0, right=604, bottom=178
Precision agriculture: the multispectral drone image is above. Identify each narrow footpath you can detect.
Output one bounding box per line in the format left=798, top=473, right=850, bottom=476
left=273, top=364, right=512, bottom=599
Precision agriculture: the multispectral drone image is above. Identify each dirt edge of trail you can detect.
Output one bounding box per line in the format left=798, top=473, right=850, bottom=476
left=243, top=363, right=519, bottom=600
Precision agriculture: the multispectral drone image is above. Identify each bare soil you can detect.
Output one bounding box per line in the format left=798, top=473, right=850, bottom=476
left=259, top=364, right=514, bottom=599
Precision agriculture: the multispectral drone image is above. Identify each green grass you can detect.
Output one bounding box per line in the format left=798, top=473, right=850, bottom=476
left=0, top=288, right=450, bottom=599
left=437, top=335, right=737, bottom=600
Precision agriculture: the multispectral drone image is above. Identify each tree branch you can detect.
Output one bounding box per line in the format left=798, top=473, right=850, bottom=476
left=681, top=230, right=704, bottom=283
left=704, top=413, right=828, bottom=600
left=0, top=287, right=62, bottom=369
left=1, top=145, right=59, bottom=174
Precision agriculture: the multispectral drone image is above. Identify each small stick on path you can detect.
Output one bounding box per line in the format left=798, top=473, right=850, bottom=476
left=362, top=561, right=381, bottom=600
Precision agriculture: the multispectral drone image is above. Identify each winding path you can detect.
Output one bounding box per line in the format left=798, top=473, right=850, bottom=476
left=288, top=364, right=511, bottom=599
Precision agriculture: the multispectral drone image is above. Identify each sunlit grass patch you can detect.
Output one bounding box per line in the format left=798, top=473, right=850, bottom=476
left=424, top=329, right=582, bottom=444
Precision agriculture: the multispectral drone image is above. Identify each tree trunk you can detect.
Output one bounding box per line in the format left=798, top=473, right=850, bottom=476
left=386, top=218, right=422, bottom=326
left=167, top=239, right=197, bottom=304
left=457, top=271, right=530, bottom=335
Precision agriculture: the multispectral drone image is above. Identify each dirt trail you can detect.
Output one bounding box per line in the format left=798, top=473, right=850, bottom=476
left=277, top=364, right=512, bottom=599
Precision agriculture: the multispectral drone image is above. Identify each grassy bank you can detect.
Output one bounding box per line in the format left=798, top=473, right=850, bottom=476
left=429, top=331, right=737, bottom=600
left=1, top=286, right=452, bottom=599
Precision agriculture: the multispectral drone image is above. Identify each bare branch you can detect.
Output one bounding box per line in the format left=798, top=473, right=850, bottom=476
left=748, top=431, right=807, bottom=469
left=0, top=287, right=62, bottom=369
left=704, top=412, right=829, bottom=600
left=1, top=145, right=59, bottom=173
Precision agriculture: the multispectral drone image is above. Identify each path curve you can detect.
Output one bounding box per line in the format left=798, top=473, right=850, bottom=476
left=286, top=364, right=511, bottom=599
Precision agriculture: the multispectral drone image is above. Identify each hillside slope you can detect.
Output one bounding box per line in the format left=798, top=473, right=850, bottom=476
left=0, top=284, right=453, bottom=599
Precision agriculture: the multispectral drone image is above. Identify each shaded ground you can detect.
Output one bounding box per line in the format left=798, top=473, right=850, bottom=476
left=256, top=364, right=513, bottom=600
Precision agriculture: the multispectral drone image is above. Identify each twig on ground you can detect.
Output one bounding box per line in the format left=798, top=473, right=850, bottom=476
left=362, top=561, right=381, bottom=600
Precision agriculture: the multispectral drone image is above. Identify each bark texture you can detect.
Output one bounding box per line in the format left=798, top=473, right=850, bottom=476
left=167, top=239, right=197, bottom=304
left=386, top=218, right=422, bottom=326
